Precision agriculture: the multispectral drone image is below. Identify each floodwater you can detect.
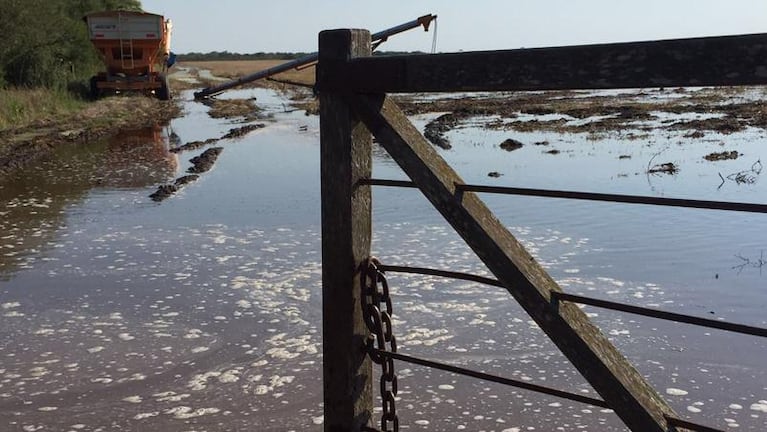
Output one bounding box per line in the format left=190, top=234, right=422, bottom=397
left=0, top=87, right=765, bottom=432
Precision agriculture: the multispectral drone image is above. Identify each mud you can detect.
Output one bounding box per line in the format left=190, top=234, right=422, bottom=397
left=424, top=111, right=472, bottom=149
left=170, top=138, right=220, bottom=153
left=221, top=124, right=264, bottom=139
left=149, top=174, right=200, bottom=202
left=174, top=174, right=200, bottom=186
left=648, top=162, right=680, bottom=175
left=0, top=96, right=180, bottom=179
left=204, top=98, right=262, bottom=120
left=149, top=184, right=179, bottom=201
left=170, top=124, right=264, bottom=154
left=188, top=147, right=224, bottom=174
left=499, top=138, right=524, bottom=151
left=394, top=87, right=767, bottom=143
left=704, top=150, right=740, bottom=161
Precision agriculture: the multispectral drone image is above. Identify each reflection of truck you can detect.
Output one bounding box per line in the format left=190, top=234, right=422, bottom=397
left=84, top=11, right=173, bottom=100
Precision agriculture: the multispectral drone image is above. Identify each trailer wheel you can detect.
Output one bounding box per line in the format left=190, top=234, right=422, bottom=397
left=89, top=76, right=101, bottom=100
left=157, top=74, right=171, bottom=101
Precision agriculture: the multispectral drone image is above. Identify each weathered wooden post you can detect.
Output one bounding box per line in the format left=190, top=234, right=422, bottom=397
left=318, top=29, right=374, bottom=431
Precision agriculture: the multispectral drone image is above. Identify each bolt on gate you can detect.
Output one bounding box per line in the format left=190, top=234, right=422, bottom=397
left=317, top=28, right=767, bottom=432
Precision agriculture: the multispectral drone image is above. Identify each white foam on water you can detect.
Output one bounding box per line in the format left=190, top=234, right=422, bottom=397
left=218, top=369, right=241, bottom=383
left=37, top=406, right=57, bottom=411
left=152, top=391, right=190, bottom=402
left=188, top=372, right=221, bottom=391
left=666, top=388, right=689, bottom=396
left=164, top=406, right=221, bottom=419
left=3, top=311, right=24, bottom=317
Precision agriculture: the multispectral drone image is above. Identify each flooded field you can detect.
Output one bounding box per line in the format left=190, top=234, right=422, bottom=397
left=1, top=86, right=766, bottom=431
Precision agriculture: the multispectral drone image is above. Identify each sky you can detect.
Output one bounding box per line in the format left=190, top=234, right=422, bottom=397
left=141, top=0, right=767, bottom=54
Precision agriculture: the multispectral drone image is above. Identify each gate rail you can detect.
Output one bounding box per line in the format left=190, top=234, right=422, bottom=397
left=318, top=28, right=767, bottom=432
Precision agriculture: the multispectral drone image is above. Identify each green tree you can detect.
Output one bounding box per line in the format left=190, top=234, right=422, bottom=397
left=0, top=0, right=143, bottom=89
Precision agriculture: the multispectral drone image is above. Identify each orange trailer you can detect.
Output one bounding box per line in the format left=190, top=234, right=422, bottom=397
left=85, top=11, right=173, bottom=100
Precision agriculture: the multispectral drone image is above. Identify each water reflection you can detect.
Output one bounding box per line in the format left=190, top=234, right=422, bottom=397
left=0, top=125, right=178, bottom=279
left=0, top=88, right=764, bottom=431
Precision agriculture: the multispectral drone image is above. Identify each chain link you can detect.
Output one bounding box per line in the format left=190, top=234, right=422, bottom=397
left=361, top=257, right=399, bottom=432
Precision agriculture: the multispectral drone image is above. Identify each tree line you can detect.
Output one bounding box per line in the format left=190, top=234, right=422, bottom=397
left=0, top=0, right=142, bottom=89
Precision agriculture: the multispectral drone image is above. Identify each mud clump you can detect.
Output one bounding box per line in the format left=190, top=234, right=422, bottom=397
left=221, top=124, right=264, bottom=140
left=521, top=107, right=555, bottom=115
left=500, top=138, right=524, bottom=151
left=424, top=111, right=471, bottom=149
left=170, top=124, right=263, bottom=155
left=174, top=174, right=200, bottom=186
left=648, top=162, right=679, bottom=175
left=149, top=184, right=179, bottom=202
left=205, top=98, right=261, bottom=120
left=148, top=175, right=200, bottom=202
left=171, top=138, right=219, bottom=153
left=672, top=117, right=744, bottom=134
left=188, top=147, right=223, bottom=174
left=704, top=150, right=739, bottom=161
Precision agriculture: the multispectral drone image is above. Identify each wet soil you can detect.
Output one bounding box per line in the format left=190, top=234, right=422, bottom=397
left=704, top=150, right=740, bottom=161
left=149, top=145, right=224, bottom=202
left=169, top=124, right=264, bottom=155
left=170, top=138, right=220, bottom=153
left=221, top=124, right=264, bottom=139
left=188, top=147, right=224, bottom=174
left=499, top=138, right=524, bottom=151
left=424, top=111, right=472, bottom=149
left=149, top=174, right=201, bottom=202
left=0, top=96, right=180, bottom=179
left=648, top=162, right=680, bottom=175
left=203, top=98, right=262, bottom=120
left=397, top=87, right=767, bottom=140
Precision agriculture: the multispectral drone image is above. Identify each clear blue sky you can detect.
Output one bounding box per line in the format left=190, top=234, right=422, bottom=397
left=141, top=0, right=767, bottom=54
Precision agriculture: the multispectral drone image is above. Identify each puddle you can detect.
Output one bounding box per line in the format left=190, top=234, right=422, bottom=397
left=0, top=87, right=765, bottom=431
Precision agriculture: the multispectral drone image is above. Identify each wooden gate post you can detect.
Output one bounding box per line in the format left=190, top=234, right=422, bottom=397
left=319, top=29, right=374, bottom=431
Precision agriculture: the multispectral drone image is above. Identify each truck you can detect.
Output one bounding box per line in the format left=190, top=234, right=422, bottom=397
left=84, top=11, right=173, bottom=100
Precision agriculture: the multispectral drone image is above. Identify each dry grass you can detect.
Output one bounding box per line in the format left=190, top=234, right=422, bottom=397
left=0, top=88, right=85, bottom=131
left=179, top=60, right=316, bottom=86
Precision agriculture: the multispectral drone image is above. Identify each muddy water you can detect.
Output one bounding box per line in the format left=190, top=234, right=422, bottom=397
left=1, top=88, right=765, bottom=431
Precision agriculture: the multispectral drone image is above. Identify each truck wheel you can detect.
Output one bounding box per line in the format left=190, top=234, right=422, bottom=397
left=157, top=74, right=171, bottom=101
left=89, top=76, right=101, bottom=100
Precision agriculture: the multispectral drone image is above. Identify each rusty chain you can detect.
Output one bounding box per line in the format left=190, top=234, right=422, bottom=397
left=361, top=257, right=399, bottom=432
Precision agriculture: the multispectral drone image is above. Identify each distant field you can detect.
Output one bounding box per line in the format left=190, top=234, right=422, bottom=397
left=180, top=60, right=316, bottom=86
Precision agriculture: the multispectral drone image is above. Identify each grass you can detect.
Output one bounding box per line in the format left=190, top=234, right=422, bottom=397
left=0, top=87, right=86, bottom=131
